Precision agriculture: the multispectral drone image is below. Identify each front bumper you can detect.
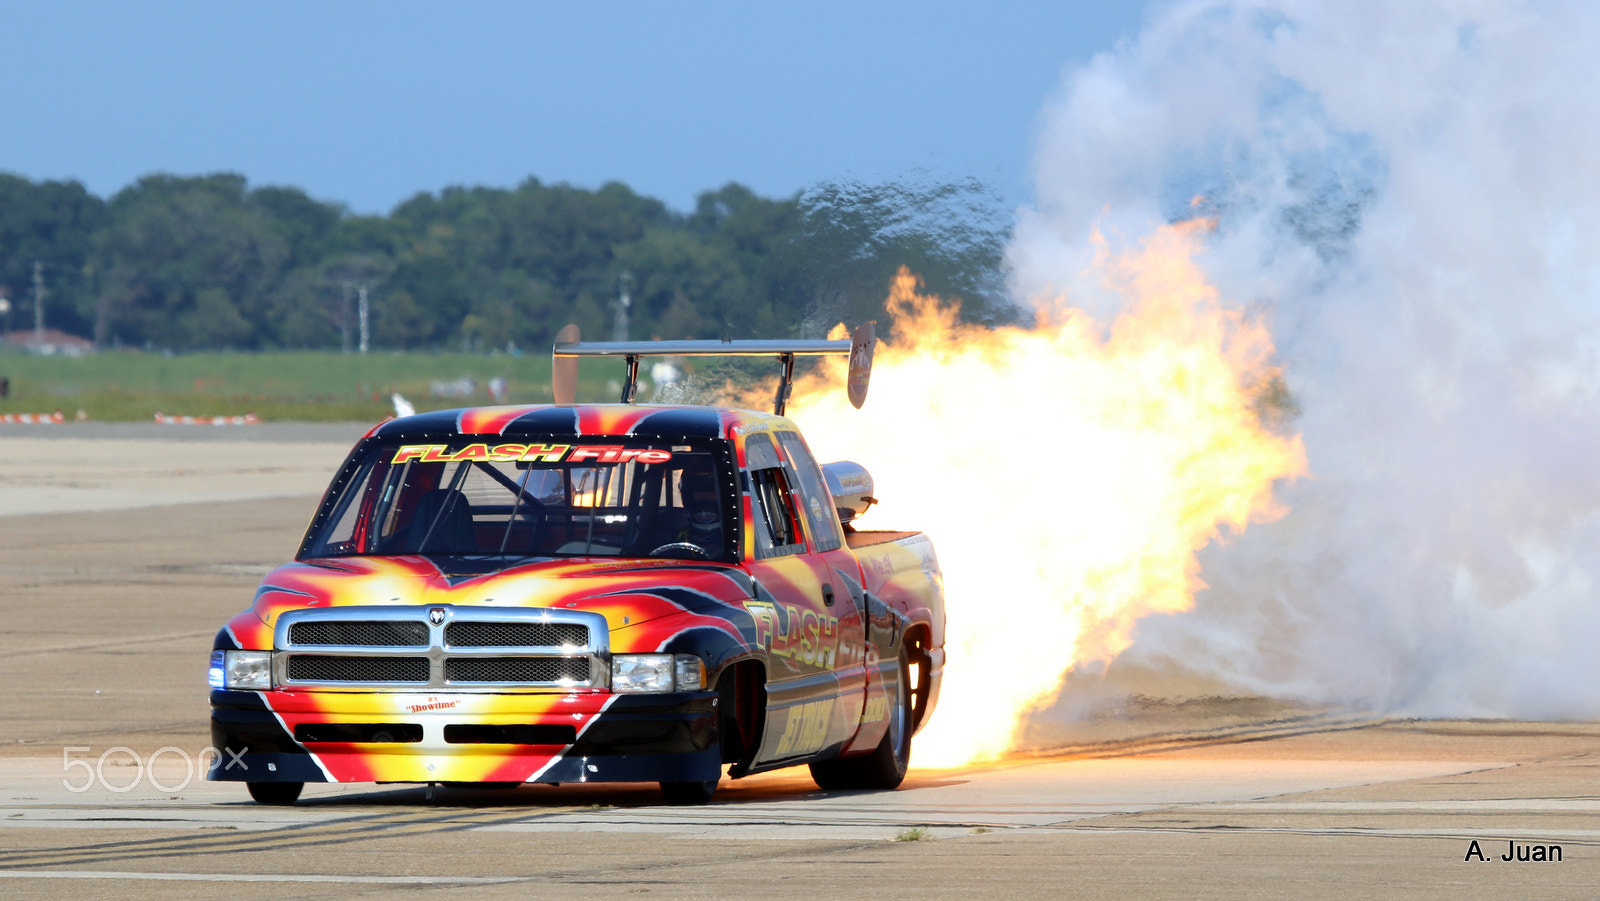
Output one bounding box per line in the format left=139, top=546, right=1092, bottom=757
left=209, top=688, right=720, bottom=785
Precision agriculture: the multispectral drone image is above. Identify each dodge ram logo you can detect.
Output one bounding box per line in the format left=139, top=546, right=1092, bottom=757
left=428, top=607, right=446, bottom=625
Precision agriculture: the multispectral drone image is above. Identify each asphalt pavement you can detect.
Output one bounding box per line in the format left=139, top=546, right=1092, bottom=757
left=0, top=431, right=1596, bottom=899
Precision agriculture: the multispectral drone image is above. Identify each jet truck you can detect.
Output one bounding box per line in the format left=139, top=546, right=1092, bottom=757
left=207, top=326, right=945, bottom=804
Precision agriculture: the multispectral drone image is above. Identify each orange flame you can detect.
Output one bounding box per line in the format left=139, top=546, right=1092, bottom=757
left=782, top=220, right=1307, bottom=767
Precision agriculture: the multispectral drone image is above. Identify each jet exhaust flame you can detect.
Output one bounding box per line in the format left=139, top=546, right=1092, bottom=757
left=733, top=0, right=1600, bottom=758
left=1001, top=1, right=1600, bottom=723
left=782, top=221, right=1306, bottom=767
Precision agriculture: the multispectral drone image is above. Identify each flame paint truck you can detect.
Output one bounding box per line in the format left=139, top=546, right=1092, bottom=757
left=208, top=328, right=945, bottom=804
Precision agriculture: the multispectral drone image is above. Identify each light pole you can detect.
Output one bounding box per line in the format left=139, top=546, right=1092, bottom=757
left=340, top=282, right=352, bottom=354
left=358, top=285, right=369, bottom=354
left=613, top=271, right=632, bottom=342
left=32, top=260, right=45, bottom=342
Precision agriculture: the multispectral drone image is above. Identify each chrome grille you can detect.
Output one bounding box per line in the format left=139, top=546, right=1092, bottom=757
left=445, top=621, right=588, bottom=648
left=286, top=655, right=429, bottom=683
left=272, top=606, right=609, bottom=691
left=289, top=620, right=429, bottom=647
left=445, top=656, right=590, bottom=684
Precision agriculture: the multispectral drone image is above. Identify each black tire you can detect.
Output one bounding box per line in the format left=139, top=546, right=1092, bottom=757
left=659, top=778, right=718, bottom=805
left=247, top=781, right=303, bottom=805
left=810, top=646, right=911, bottom=791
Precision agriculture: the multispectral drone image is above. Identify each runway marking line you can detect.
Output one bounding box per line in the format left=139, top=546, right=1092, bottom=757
left=2, top=721, right=199, bottom=748
left=1053, top=823, right=1600, bottom=845
left=0, top=869, right=531, bottom=885
left=3, top=631, right=213, bottom=659
left=0, top=805, right=552, bottom=870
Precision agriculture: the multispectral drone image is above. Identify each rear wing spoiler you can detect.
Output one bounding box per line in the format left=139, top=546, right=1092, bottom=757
left=552, top=323, right=876, bottom=416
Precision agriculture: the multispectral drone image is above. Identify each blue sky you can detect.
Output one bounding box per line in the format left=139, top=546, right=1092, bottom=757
left=2, top=1, right=1148, bottom=215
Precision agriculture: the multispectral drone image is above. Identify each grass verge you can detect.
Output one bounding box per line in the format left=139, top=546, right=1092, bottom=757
left=0, top=349, right=592, bottom=421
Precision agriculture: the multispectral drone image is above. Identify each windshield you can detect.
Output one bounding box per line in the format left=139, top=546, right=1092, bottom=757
left=301, top=436, right=737, bottom=564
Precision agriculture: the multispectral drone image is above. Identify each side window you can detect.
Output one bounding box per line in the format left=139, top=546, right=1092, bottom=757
left=746, top=430, right=803, bottom=558
left=750, top=467, right=805, bottom=558
left=311, top=457, right=381, bottom=554
left=744, top=432, right=781, bottom=470
left=776, top=430, right=843, bottom=552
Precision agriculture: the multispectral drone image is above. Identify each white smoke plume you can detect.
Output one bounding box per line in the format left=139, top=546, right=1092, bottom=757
left=1013, top=1, right=1600, bottom=718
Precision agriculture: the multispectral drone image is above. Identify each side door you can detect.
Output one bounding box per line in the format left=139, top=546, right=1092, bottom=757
left=774, top=429, right=870, bottom=740
left=738, top=431, right=855, bottom=766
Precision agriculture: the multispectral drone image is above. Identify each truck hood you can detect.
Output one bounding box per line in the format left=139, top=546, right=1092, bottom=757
left=228, top=554, right=755, bottom=651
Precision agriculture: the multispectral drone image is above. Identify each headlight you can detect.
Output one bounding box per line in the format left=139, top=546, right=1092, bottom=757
left=674, top=655, right=705, bottom=690
left=611, top=654, right=704, bottom=693
left=211, top=650, right=273, bottom=690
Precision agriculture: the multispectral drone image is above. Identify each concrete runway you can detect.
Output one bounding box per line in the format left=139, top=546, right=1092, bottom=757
left=2, top=428, right=1598, bottom=898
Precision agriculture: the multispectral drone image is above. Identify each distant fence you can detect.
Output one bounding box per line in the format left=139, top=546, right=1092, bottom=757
left=0, top=412, right=64, bottom=424
left=153, top=413, right=260, bottom=426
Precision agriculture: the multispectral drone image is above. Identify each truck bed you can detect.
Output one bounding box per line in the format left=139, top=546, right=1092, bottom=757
left=844, top=529, right=923, bottom=549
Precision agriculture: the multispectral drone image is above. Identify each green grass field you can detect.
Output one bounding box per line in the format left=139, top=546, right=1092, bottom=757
left=0, top=347, right=811, bottom=422
left=0, top=349, right=610, bottom=422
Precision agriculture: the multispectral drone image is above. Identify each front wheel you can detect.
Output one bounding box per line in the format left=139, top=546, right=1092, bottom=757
left=810, top=646, right=911, bottom=791
left=247, top=781, right=303, bottom=805
left=659, top=778, right=718, bottom=805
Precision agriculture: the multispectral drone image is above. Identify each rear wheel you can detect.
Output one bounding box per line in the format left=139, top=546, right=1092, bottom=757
left=247, top=781, right=303, bottom=805
left=810, top=646, right=911, bottom=791
left=659, top=778, right=718, bottom=805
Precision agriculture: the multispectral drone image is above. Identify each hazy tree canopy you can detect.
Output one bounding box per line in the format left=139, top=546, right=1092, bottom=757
left=93, top=174, right=292, bottom=348
left=0, top=171, right=1010, bottom=351
left=0, top=174, right=108, bottom=339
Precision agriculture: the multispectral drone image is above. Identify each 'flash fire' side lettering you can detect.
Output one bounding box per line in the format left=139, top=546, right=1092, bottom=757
left=567, top=446, right=673, bottom=464
left=392, top=445, right=432, bottom=464
left=744, top=600, right=839, bottom=670
left=813, top=614, right=838, bottom=669
left=390, top=443, right=662, bottom=465
left=520, top=443, right=572, bottom=462
left=569, top=445, right=622, bottom=463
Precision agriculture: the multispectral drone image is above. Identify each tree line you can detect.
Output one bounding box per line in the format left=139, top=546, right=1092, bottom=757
left=0, top=171, right=1011, bottom=352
